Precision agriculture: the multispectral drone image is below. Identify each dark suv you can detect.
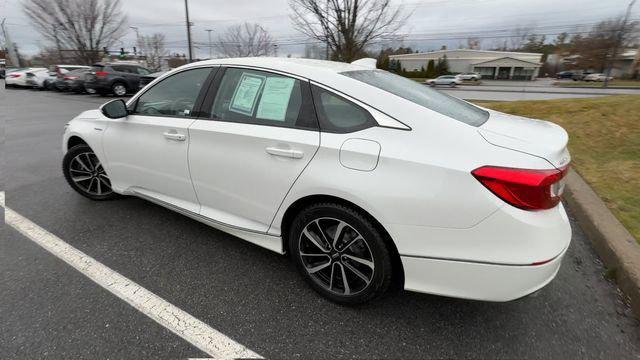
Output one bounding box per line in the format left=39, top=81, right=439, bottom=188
left=84, top=63, right=152, bottom=96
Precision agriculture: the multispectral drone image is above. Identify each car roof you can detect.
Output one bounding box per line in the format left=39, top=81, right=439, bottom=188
left=180, top=57, right=374, bottom=82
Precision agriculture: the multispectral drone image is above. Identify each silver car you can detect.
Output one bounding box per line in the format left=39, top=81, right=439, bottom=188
left=426, top=75, right=463, bottom=87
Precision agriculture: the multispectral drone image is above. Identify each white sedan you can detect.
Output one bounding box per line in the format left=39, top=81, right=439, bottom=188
left=62, top=57, right=571, bottom=304
left=426, top=75, right=463, bottom=87
left=584, top=73, right=613, bottom=82
left=26, top=68, right=57, bottom=89
left=5, top=68, right=46, bottom=87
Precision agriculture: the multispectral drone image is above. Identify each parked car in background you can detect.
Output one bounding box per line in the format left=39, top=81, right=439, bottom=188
left=138, top=70, right=167, bottom=90
left=61, top=68, right=92, bottom=93
left=62, top=57, right=571, bottom=304
left=457, top=72, right=481, bottom=81
left=555, top=71, right=574, bottom=79
left=426, top=75, right=463, bottom=87
left=5, top=68, right=46, bottom=87
left=50, top=65, right=90, bottom=91
left=570, top=71, right=592, bottom=81
left=584, top=73, right=613, bottom=82
left=84, top=62, right=152, bottom=96
left=26, top=68, right=58, bottom=90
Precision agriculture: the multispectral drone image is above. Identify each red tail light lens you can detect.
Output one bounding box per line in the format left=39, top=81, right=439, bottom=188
left=95, top=71, right=109, bottom=78
left=9, top=73, right=21, bottom=78
left=472, top=165, right=570, bottom=211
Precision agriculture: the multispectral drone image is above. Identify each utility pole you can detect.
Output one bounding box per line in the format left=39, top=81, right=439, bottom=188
left=324, top=0, right=329, bottom=60
left=1, top=19, right=20, bottom=67
left=604, top=0, right=636, bottom=87
left=184, top=0, right=193, bottom=62
left=205, top=29, right=214, bottom=59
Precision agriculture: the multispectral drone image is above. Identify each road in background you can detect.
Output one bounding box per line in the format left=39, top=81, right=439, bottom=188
left=436, top=78, right=640, bottom=101
left=2, top=84, right=640, bottom=359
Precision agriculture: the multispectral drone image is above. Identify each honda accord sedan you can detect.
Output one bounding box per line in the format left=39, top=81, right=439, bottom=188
left=62, top=57, right=571, bottom=304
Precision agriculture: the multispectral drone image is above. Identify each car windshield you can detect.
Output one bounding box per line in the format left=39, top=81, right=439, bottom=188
left=341, top=70, right=489, bottom=127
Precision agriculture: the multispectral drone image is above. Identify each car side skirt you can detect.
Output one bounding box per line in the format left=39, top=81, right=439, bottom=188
left=128, top=190, right=284, bottom=254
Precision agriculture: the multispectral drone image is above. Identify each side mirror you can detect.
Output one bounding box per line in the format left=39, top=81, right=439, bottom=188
left=100, top=99, right=129, bottom=119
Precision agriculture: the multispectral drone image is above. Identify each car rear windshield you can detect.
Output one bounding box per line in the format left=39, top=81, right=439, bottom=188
left=340, top=70, right=489, bottom=127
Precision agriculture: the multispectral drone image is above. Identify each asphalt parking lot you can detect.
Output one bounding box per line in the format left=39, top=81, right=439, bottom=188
left=2, top=83, right=640, bottom=359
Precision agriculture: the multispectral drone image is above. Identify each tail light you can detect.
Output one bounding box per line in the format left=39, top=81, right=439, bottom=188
left=95, top=71, right=109, bottom=78
left=9, top=73, right=22, bottom=78
left=472, top=164, right=570, bottom=211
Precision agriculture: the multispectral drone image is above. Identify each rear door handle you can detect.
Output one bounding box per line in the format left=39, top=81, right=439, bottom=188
left=265, top=147, right=304, bottom=159
left=163, top=131, right=186, bottom=141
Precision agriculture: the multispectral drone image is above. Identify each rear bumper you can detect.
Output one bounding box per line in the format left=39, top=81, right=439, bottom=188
left=402, top=245, right=567, bottom=301
left=388, top=202, right=571, bottom=301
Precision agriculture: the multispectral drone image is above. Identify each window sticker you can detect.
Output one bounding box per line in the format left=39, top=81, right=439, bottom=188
left=229, top=73, right=265, bottom=116
left=256, top=77, right=296, bottom=122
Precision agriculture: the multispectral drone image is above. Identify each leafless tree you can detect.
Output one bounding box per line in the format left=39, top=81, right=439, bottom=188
left=466, top=37, right=481, bottom=50
left=214, top=23, right=276, bottom=58
left=508, top=25, right=533, bottom=50
left=22, top=0, right=127, bottom=64
left=290, top=0, right=409, bottom=62
left=137, top=33, right=168, bottom=71
left=568, top=17, right=638, bottom=72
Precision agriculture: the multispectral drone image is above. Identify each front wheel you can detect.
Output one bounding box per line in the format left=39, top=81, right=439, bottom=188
left=63, top=144, right=120, bottom=201
left=289, top=203, right=393, bottom=305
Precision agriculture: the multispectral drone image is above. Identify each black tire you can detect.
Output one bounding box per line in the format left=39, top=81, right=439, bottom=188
left=63, top=144, right=120, bottom=201
left=449, top=82, right=456, bottom=87
left=111, top=82, right=127, bottom=96
left=289, top=202, right=393, bottom=305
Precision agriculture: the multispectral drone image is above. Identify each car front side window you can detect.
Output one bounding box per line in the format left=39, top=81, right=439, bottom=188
left=209, top=68, right=317, bottom=130
left=133, top=67, right=212, bottom=118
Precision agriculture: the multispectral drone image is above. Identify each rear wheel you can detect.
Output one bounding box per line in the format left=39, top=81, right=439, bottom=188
left=63, top=144, right=119, bottom=201
left=449, top=82, right=457, bottom=87
left=289, top=203, right=393, bottom=305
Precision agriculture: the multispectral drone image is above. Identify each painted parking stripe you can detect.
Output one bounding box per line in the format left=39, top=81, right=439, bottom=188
left=0, top=192, right=262, bottom=359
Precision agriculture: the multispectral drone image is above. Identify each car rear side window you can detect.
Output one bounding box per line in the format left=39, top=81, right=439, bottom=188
left=133, top=67, right=212, bottom=118
left=310, top=85, right=375, bottom=133
left=341, top=69, right=489, bottom=127
left=209, top=68, right=317, bottom=130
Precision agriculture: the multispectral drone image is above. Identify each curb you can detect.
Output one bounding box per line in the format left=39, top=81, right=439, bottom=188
left=564, top=169, right=640, bottom=317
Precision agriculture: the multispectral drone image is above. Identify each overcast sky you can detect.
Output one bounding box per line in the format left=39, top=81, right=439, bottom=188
left=2, top=0, right=639, bottom=58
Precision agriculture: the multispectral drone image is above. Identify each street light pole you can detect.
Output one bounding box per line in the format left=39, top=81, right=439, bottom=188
left=129, top=26, right=140, bottom=56
left=184, top=0, right=193, bottom=62
left=205, top=29, right=214, bottom=59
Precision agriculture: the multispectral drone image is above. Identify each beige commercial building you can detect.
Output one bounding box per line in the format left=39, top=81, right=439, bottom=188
left=389, top=49, right=543, bottom=80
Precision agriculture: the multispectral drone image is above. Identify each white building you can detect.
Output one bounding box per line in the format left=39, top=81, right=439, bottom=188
left=389, top=49, right=543, bottom=80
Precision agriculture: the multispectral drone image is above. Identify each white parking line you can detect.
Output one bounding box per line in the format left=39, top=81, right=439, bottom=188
left=1, top=192, right=262, bottom=359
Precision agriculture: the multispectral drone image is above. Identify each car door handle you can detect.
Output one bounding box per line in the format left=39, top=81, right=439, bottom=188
left=163, top=131, right=186, bottom=141
left=265, top=147, right=304, bottom=159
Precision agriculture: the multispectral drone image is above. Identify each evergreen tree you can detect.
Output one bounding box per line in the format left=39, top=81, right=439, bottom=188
left=426, top=59, right=435, bottom=77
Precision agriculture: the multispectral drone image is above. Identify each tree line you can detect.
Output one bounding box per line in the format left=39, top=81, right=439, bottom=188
left=17, top=0, right=639, bottom=79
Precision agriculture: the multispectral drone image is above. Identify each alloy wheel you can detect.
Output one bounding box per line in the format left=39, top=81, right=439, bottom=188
left=113, top=84, right=127, bottom=96
left=298, top=217, right=375, bottom=296
left=68, top=152, right=113, bottom=196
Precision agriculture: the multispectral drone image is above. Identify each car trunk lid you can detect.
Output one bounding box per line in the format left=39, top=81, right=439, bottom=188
left=478, top=109, right=570, bottom=168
